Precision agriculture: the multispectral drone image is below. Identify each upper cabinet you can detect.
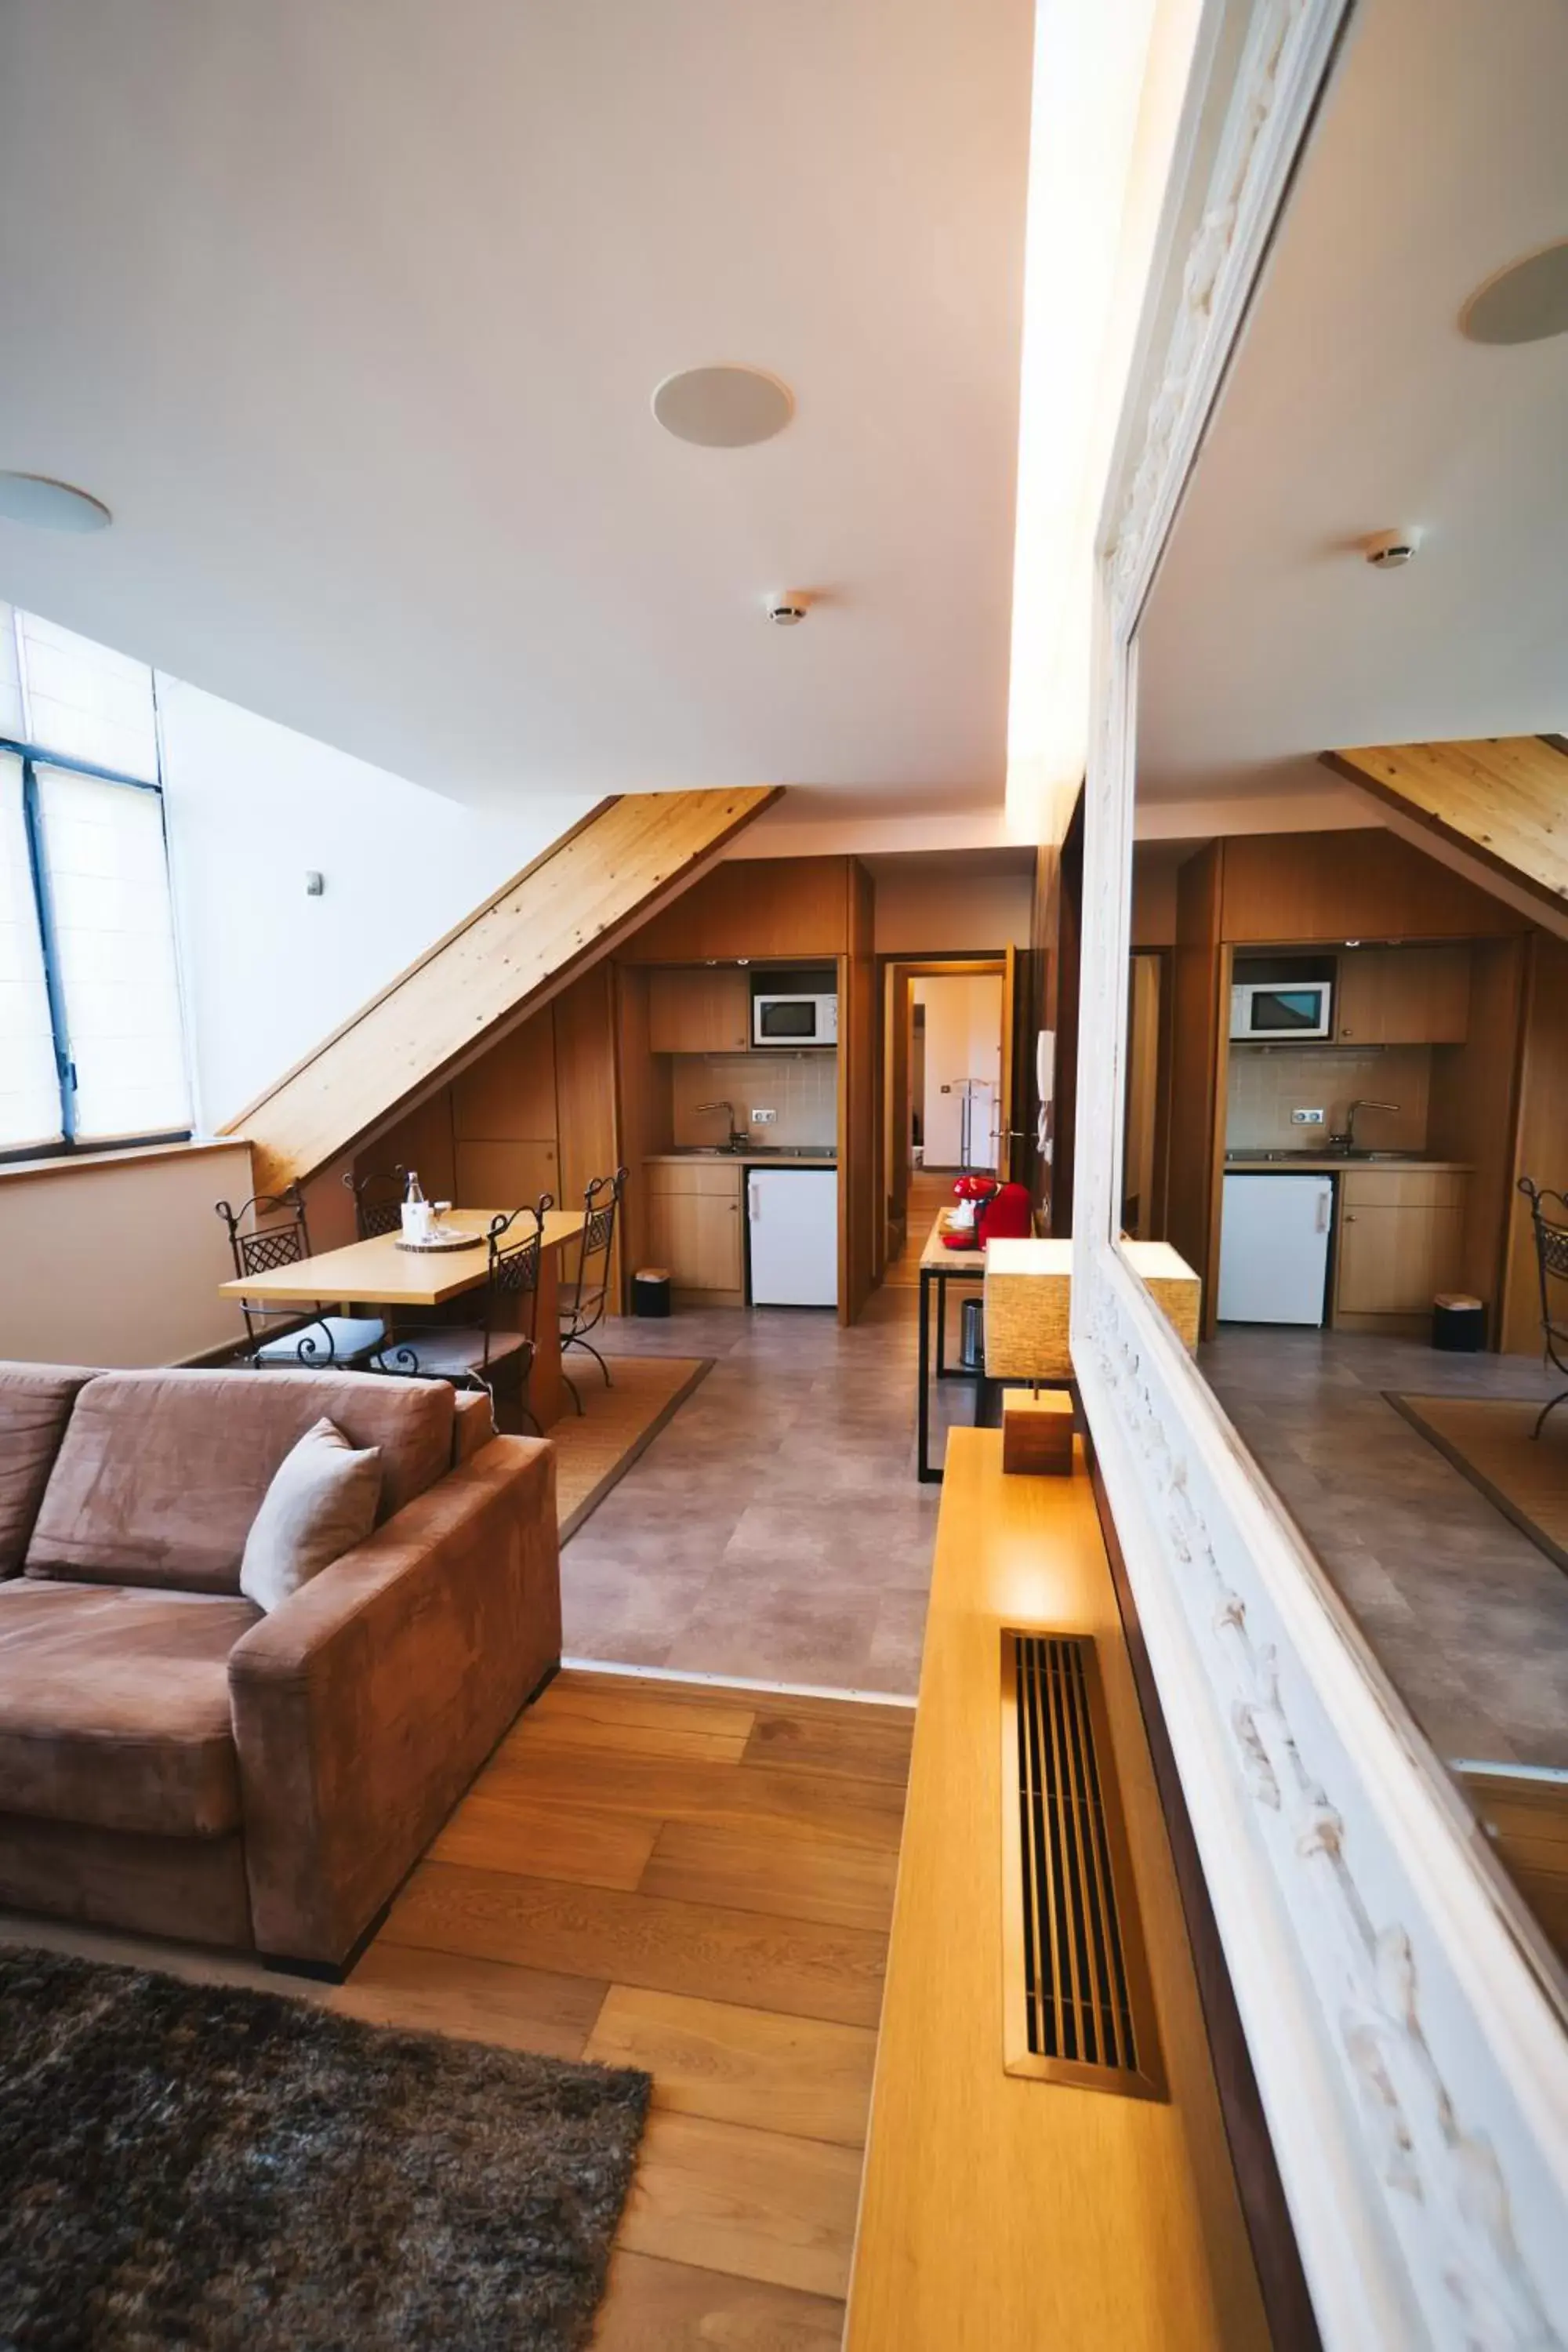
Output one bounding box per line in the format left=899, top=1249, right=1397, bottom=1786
left=648, top=967, right=751, bottom=1054
left=1334, top=946, right=1470, bottom=1045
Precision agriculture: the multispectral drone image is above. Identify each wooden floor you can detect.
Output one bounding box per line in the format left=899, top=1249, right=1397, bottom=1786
left=0, top=1669, right=911, bottom=2350
left=378, top=1667, right=912, bottom=2344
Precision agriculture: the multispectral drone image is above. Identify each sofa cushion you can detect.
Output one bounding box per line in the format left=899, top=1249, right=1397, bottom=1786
left=24, top=1367, right=454, bottom=1594
left=0, top=1364, right=96, bottom=1577
left=240, top=1418, right=382, bottom=1612
left=0, top=1581, right=259, bottom=1836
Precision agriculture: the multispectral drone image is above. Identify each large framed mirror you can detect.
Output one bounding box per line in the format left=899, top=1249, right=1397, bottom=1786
left=1072, top=0, right=1568, bottom=2334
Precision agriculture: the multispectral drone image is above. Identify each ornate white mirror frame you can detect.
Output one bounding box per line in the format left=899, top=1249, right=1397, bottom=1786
left=1069, top=1, right=1568, bottom=2342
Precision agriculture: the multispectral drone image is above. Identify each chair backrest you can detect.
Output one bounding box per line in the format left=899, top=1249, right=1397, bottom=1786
left=344, top=1164, right=407, bottom=1240
left=215, top=1190, right=310, bottom=1338
left=481, top=1196, right=551, bottom=1365
left=1519, top=1178, right=1568, bottom=1352
left=568, top=1166, right=628, bottom=1330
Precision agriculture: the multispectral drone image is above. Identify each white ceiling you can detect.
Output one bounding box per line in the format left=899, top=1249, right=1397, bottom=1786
left=0, top=1, right=1033, bottom=815
left=1138, top=0, right=1568, bottom=808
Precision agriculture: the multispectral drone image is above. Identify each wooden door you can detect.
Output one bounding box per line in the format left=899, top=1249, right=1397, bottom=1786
left=1335, top=1171, right=1467, bottom=1315
left=1334, top=947, right=1471, bottom=1044
left=648, top=967, right=751, bottom=1053
left=998, top=944, right=1021, bottom=1182
left=644, top=1163, right=743, bottom=1290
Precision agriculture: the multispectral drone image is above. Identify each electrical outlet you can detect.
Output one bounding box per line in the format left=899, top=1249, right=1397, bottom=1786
left=750, top=1106, right=777, bottom=1124
left=1291, top=1107, right=1325, bottom=1125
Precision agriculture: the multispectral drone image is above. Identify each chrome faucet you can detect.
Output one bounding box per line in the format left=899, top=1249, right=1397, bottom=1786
left=1329, top=1098, right=1400, bottom=1154
left=695, top=1099, right=750, bottom=1151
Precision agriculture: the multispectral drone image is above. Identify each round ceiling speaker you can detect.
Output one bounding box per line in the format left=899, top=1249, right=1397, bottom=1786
left=652, top=366, right=794, bottom=448
left=0, top=473, right=111, bottom=532
left=1461, top=241, right=1568, bottom=345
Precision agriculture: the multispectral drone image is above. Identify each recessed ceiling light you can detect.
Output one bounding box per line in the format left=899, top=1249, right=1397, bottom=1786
left=1461, top=242, right=1568, bottom=345
left=0, top=473, right=111, bottom=532
left=652, top=366, right=794, bottom=448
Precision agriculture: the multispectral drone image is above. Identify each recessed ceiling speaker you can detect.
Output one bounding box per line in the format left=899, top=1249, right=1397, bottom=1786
left=1363, top=527, right=1421, bottom=569
left=1461, top=241, right=1568, bottom=345
left=652, top=366, right=795, bottom=448
left=0, top=473, right=111, bottom=532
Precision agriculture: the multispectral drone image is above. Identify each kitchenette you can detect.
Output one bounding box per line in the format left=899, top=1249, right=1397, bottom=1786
left=1216, top=946, right=1481, bottom=1332
left=636, top=963, right=842, bottom=1310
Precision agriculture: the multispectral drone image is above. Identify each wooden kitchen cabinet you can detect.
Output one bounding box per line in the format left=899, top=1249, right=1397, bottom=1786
left=1334, top=946, right=1470, bottom=1044
left=648, top=967, right=751, bottom=1054
left=1334, top=1167, right=1467, bottom=1320
left=644, top=1160, right=745, bottom=1292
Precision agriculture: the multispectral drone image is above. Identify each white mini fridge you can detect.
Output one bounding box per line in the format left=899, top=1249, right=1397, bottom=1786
left=747, top=1168, right=839, bottom=1308
left=1218, top=1174, right=1333, bottom=1325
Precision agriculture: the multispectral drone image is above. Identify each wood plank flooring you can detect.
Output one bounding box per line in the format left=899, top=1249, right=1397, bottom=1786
left=0, top=1667, right=911, bottom=2347
left=385, top=1667, right=913, bottom=2343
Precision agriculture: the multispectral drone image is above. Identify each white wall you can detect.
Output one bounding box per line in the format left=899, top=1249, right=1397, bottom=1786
left=156, top=677, right=595, bottom=1131
left=915, top=973, right=1004, bottom=1168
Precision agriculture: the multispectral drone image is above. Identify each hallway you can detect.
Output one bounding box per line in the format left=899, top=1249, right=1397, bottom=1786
left=564, top=1201, right=982, bottom=1693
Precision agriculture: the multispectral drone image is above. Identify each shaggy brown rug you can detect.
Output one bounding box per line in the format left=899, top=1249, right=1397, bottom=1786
left=0, top=1945, right=649, bottom=2350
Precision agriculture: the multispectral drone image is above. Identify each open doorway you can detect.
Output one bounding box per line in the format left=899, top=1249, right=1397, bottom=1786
left=883, top=954, right=1019, bottom=1268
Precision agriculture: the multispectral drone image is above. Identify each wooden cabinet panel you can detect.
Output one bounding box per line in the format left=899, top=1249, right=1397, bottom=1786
left=1219, top=829, right=1527, bottom=944
left=453, top=1137, right=558, bottom=1210
left=451, top=1009, right=557, bottom=1141
left=1335, top=1171, right=1467, bottom=1316
left=624, top=859, right=851, bottom=964
left=1334, top=948, right=1470, bottom=1044
left=648, top=968, right=752, bottom=1054
left=645, top=1161, right=744, bottom=1290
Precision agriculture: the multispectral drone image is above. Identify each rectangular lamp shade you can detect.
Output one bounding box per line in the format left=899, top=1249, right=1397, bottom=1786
left=1121, top=1240, right=1202, bottom=1355
left=983, top=1236, right=1203, bottom=1382
left=983, top=1239, right=1074, bottom=1381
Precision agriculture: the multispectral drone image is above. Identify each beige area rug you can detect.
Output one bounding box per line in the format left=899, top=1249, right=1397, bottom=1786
left=1386, top=1392, right=1568, bottom=1575
left=549, top=1356, right=711, bottom=1541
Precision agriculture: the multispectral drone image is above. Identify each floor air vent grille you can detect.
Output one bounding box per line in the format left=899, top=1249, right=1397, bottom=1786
left=1001, top=1631, right=1163, bottom=2098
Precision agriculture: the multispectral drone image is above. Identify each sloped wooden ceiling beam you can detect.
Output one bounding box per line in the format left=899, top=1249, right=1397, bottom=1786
left=228, top=786, right=781, bottom=1193
left=1323, top=736, right=1568, bottom=917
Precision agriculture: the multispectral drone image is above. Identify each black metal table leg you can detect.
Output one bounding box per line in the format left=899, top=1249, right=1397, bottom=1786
left=935, top=1269, right=947, bottom=1376
left=918, top=1265, right=938, bottom=1483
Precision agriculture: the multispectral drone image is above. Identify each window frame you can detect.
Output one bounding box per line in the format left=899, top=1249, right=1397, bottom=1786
left=1, top=728, right=192, bottom=1165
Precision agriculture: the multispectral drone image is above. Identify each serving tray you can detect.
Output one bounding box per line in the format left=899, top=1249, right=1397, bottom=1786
left=394, top=1230, right=485, bottom=1253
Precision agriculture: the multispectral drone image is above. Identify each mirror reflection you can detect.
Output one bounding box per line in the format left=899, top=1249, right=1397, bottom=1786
left=1123, top=0, right=1568, bottom=1965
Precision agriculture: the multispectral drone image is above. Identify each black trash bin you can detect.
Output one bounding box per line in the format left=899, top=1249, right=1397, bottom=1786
left=960, top=1296, right=985, bottom=1372
left=633, top=1266, right=672, bottom=1319
left=1432, top=1292, right=1485, bottom=1352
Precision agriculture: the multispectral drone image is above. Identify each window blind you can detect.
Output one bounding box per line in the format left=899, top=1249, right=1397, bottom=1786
left=15, top=609, right=160, bottom=783
left=34, top=764, right=191, bottom=1142
left=0, top=752, right=64, bottom=1150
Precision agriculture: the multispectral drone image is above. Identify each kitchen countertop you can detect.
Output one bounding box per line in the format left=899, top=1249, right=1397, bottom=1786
left=1222, top=1156, right=1474, bottom=1173
left=644, top=1149, right=839, bottom=1167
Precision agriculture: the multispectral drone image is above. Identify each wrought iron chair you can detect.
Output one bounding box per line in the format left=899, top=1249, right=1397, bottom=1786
left=375, top=1198, right=550, bottom=1432
left=216, top=1189, right=386, bottom=1368
left=1518, top=1178, right=1568, bottom=1437
left=558, top=1165, right=628, bottom=1414
left=344, top=1164, right=408, bottom=1240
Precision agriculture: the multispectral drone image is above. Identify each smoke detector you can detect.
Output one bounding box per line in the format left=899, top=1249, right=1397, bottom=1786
left=764, top=588, right=813, bottom=626
left=1363, top=527, right=1421, bottom=570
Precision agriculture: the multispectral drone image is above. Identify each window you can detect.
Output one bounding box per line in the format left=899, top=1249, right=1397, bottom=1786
left=0, top=608, right=191, bottom=1157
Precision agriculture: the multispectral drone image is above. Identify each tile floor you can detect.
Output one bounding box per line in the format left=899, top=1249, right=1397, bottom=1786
left=1202, top=1327, right=1568, bottom=1769
left=563, top=1273, right=984, bottom=1696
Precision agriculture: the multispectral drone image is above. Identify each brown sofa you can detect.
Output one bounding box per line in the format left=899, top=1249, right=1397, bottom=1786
left=0, top=1361, right=561, bottom=1972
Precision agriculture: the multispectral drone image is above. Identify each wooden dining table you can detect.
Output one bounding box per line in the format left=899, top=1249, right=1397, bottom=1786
left=218, top=1207, right=586, bottom=1428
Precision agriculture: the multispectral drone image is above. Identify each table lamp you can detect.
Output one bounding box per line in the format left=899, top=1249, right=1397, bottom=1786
left=982, top=1239, right=1076, bottom=1475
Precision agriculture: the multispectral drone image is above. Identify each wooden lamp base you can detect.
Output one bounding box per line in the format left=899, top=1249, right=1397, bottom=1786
left=1001, top=1387, right=1075, bottom=1476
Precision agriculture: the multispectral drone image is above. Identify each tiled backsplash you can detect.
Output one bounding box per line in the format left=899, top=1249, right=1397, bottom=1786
left=672, top=1053, right=837, bottom=1149
left=1226, top=1045, right=1432, bottom=1152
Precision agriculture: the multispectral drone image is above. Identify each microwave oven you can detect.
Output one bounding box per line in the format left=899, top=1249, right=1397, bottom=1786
left=1229, top=980, right=1333, bottom=1041
left=753, top=990, right=839, bottom=1049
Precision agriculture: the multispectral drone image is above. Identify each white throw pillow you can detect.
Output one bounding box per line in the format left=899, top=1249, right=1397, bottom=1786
left=240, top=1417, right=383, bottom=1613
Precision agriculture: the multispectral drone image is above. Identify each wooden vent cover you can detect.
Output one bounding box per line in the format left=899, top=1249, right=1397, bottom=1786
left=1001, top=1632, right=1163, bottom=2099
